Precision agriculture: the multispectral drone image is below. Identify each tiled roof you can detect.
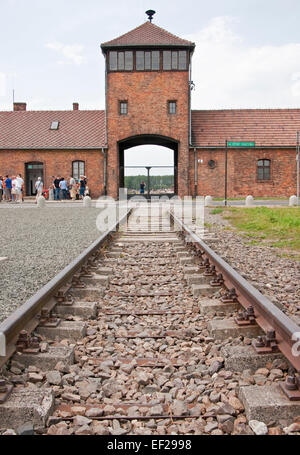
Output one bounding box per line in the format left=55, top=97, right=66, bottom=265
left=191, top=109, right=300, bottom=147
left=0, top=110, right=106, bottom=149
left=101, top=21, right=195, bottom=48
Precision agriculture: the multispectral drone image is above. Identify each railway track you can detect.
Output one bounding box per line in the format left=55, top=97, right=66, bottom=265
left=0, top=202, right=299, bottom=435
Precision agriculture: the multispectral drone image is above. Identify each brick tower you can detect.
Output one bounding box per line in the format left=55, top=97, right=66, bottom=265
left=101, top=12, right=195, bottom=198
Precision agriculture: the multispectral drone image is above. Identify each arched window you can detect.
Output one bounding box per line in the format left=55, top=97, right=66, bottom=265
left=257, top=159, right=270, bottom=181
left=72, top=161, right=85, bottom=180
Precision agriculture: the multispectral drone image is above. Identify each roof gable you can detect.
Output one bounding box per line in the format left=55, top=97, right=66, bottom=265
left=101, top=21, right=195, bottom=49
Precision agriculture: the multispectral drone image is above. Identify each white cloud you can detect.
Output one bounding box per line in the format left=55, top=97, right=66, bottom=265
left=46, top=41, right=85, bottom=65
left=185, top=16, right=300, bottom=109
left=0, top=73, right=6, bottom=96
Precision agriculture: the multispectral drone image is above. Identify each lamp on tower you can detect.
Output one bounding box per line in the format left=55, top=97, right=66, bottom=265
left=146, top=10, right=156, bottom=22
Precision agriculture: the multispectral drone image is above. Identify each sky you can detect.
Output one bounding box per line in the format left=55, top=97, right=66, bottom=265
left=1, top=0, right=300, bottom=172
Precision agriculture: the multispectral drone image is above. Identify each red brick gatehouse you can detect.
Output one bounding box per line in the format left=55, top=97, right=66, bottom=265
left=0, top=15, right=299, bottom=199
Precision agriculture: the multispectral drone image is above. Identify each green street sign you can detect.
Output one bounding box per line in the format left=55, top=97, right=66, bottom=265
left=227, top=141, right=255, bottom=147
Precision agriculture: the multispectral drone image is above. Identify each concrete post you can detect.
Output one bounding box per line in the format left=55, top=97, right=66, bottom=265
left=37, top=196, right=46, bottom=208
left=245, top=195, right=254, bottom=206
left=204, top=195, right=213, bottom=207
left=83, top=196, right=92, bottom=207
left=289, top=195, right=297, bottom=206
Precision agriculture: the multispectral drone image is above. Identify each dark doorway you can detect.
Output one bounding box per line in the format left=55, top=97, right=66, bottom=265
left=25, top=162, right=44, bottom=196
left=119, top=135, right=178, bottom=198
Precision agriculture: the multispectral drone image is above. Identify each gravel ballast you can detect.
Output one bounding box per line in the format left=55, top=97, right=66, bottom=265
left=0, top=206, right=104, bottom=323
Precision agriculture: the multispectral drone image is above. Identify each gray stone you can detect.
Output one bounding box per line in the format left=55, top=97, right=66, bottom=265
left=204, top=421, right=219, bottom=433
left=249, top=420, right=268, bottom=435
left=16, top=422, right=34, bottom=435
left=208, top=360, right=223, bottom=375
left=46, top=370, right=62, bottom=385
left=85, top=407, right=103, bottom=418
left=171, top=400, right=189, bottom=416
left=150, top=405, right=164, bottom=416
left=73, top=415, right=92, bottom=426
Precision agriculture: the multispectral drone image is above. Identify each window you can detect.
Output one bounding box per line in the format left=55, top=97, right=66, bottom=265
left=136, top=51, right=160, bottom=71
left=50, top=121, right=59, bottom=130
left=72, top=161, right=85, bottom=180
left=257, top=159, right=270, bottom=180
left=120, top=101, right=128, bottom=115
left=125, top=51, right=133, bottom=70
left=109, top=51, right=117, bottom=70
left=168, top=101, right=177, bottom=114
left=163, top=51, right=172, bottom=70
left=136, top=51, right=144, bottom=70
left=163, top=50, right=187, bottom=70
left=109, top=51, right=133, bottom=71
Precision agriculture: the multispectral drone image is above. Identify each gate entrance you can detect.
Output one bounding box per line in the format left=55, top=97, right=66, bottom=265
left=124, top=165, right=175, bottom=198
left=119, top=135, right=178, bottom=199
left=25, top=162, right=44, bottom=196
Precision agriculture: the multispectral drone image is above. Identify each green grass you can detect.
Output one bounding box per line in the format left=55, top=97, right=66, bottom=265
left=222, top=207, right=300, bottom=259
left=210, top=208, right=224, bottom=215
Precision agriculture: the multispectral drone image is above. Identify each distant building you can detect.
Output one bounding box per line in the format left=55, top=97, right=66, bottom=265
left=0, top=13, right=299, bottom=198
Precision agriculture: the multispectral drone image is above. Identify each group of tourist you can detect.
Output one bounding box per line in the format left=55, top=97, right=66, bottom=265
left=50, top=175, right=89, bottom=201
left=0, top=174, right=24, bottom=203
left=0, top=174, right=89, bottom=203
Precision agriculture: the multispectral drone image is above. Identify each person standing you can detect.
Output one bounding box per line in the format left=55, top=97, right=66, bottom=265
left=53, top=176, right=61, bottom=200
left=69, top=175, right=76, bottom=201
left=59, top=177, right=68, bottom=201
left=0, top=176, right=3, bottom=202
left=35, top=177, right=43, bottom=202
left=139, top=181, right=145, bottom=194
left=4, top=175, right=12, bottom=201
left=49, top=176, right=55, bottom=200
left=15, top=174, right=24, bottom=203
left=79, top=175, right=86, bottom=199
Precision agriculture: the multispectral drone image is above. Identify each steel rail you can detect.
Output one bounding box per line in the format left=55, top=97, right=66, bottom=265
left=171, top=212, right=300, bottom=372
left=0, top=208, right=132, bottom=365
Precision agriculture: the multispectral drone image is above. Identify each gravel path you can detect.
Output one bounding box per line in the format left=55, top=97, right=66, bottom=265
left=0, top=207, right=103, bottom=323
left=204, top=208, right=300, bottom=321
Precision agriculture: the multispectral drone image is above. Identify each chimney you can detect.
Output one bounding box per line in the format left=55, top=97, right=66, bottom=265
left=73, top=102, right=79, bottom=111
left=13, top=102, right=27, bottom=112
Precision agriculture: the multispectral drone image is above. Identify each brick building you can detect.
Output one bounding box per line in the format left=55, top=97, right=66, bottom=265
left=0, top=15, right=299, bottom=199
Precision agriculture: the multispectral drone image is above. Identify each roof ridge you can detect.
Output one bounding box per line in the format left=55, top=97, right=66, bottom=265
left=101, top=21, right=194, bottom=48
left=0, top=109, right=105, bottom=113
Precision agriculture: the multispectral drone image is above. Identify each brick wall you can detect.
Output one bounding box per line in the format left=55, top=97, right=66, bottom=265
left=0, top=150, right=104, bottom=198
left=106, top=71, right=190, bottom=199
left=189, top=148, right=297, bottom=197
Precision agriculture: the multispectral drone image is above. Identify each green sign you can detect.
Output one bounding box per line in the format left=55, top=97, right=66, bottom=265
left=227, top=141, right=255, bottom=147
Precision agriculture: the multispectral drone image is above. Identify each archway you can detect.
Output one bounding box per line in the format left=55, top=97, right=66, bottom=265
left=118, top=135, right=178, bottom=198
